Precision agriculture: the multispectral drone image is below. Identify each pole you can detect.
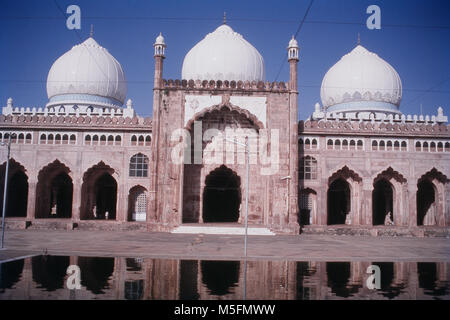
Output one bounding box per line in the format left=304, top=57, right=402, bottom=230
left=243, top=137, right=249, bottom=300
left=1, top=133, right=12, bottom=248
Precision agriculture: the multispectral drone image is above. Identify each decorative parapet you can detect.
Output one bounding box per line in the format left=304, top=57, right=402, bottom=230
left=161, top=79, right=289, bottom=92
left=311, top=105, right=447, bottom=124
left=0, top=114, right=152, bottom=130
left=299, top=118, right=450, bottom=137
left=2, top=97, right=136, bottom=118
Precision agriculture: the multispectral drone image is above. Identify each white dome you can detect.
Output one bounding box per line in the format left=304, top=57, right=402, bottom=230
left=46, top=37, right=127, bottom=108
left=320, top=45, right=402, bottom=115
left=182, top=24, right=265, bottom=82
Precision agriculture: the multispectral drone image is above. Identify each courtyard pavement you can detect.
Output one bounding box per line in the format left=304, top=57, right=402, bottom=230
left=0, top=229, right=449, bottom=262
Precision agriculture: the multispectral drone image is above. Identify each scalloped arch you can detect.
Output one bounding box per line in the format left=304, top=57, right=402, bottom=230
left=186, top=103, right=264, bottom=131
left=373, top=167, right=407, bottom=184
left=328, top=165, right=362, bottom=185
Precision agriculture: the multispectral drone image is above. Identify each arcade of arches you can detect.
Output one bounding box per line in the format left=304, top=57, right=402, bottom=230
left=300, top=166, right=448, bottom=227
left=0, top=157, right=447, bottom=230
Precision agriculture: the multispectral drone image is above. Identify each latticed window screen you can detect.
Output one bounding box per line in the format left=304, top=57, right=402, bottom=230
left=129, top=153, right=149, bottom=177
left=299, top=193, right=312, bottom=210
left=134, top=191, right=147, bottom=214
left=299, top=156, right=317, bottom=180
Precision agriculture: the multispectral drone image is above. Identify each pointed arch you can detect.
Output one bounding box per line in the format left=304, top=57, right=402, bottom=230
left=202, top=165, right=242, bottom=223
left=35, top=159, right=73, bottom=218
left=128, top=185, right=148, bottom=222
left=417, top=168, right=448, bottom=226
left=81, top=162, right=117, bottom=220
left=0, top=158, right=28, bottom=217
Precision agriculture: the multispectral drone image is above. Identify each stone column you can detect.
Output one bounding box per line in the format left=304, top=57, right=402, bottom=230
left=362, top=179, right=373, bottom=225
left=71, top=177, right=82, bottom=222
left=407, top=184, right=418, bottom=227
left=26, top=177, right=37, bottom=221
left=317, top=182, right=327, bottom=225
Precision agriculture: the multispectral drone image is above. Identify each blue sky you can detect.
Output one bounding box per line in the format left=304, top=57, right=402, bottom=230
left=0, top=0, right=449, bottom=120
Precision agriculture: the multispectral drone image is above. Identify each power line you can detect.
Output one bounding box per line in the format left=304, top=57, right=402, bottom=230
left=52, top=0, right=111, bottom=85
left=2, top=79, right=450, bottom=94
left=1, top=15, right=449, bottom=30
left=274, top=0, right=315, bottom=82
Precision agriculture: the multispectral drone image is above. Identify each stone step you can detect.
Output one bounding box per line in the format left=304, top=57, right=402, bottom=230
left=171, top=225, right=275, bottom=236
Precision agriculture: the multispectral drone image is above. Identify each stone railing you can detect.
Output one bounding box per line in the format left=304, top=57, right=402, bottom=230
left=161, top=79, right=289, bottom=92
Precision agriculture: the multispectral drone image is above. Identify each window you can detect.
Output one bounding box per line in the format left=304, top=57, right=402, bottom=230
left=327, top=139, right=333, bottom=150
left=401, top=141, right=407, bottom=151
left=372, top=140, right=378, bottom=151
left=299, top=156, right=317, bottom=180
left=357, top=140, right=363, bottom=150
left=415, top=141, right=421, bottom=151
left=129, top=153, right=149, bottom=177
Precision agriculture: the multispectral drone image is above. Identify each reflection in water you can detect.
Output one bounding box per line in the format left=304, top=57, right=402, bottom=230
left=296, top=262, right=315, bottom=300
left=201, top=261, right=240, bottom=296
left=418, top=263, right=449, bottom=298
left=372, top=262, right=405, bottom=299
left=32, top=256, right=69, bottom=291
left=124, top=280, right=144, bottom=300
left=0, top=259, right=24, bottom=291
left=179, top=260, right=199, bottom=300
left=0, top=256, right=449, bottom=300
left=78, top=257, right=114, bottom=294
left=326, top=262, right=359, bottom=298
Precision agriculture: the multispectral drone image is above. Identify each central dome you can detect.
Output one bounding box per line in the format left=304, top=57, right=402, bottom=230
left=182, top=24, right=265, bottom=82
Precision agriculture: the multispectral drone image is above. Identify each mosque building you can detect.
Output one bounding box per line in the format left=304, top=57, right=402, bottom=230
left=0, top=22, right=448, bottom=236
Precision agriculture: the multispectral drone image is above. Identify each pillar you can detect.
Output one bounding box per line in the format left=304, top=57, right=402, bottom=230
left=26, top=177, right=37, bottom=221
left=407, top=184, right=418, bottom=227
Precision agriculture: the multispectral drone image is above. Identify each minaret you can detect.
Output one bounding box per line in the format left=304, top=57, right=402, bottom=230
left=287, top=36, right=300, bottom=231
left=150, top=33, right=166, bottom=223
left=153, top=32, right=166, bottom=88
left=288, top=35, right=299, bottom=91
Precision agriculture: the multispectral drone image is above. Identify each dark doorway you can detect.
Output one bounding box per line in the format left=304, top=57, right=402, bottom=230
left=94, top=173, right=117, bottom=220
left=35, top=160, right=73, bottom=218
left=203, top=166, right=241, bottom=223
left=201, top=260, right=240, bottom=296
left=372, top=179, right=394, bottom=225
left=327, top=179, right=350, bottom=225
left=51, top=173, right=73, bottom=218
left=417, top=180, right=435, bottom=226
left=0, top=171, right=28, bottom=218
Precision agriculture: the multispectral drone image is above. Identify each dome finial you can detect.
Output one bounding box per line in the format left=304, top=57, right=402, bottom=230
left=357, top=32, right=360, bottom=45
left=223, top=11, right=226, bottom=24
left=90, top=24, right=94, bottom=38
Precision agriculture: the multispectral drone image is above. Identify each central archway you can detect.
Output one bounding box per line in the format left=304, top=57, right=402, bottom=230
left=202, top=166, right=241, bottom=223
left=327, top=178, right=350, bottom=225
left=372, top=179, right=394, bottom=225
